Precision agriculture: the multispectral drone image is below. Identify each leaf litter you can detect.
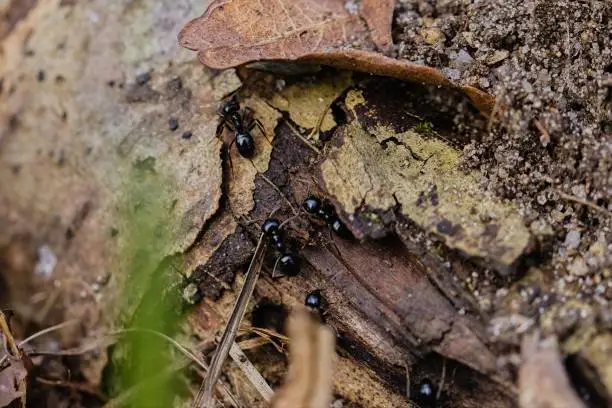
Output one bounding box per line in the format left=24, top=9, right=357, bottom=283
left=178, top=0, right=494, bottom=116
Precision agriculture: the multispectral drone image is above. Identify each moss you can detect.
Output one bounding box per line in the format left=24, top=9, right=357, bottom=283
left=413, top=121, right=437, bottom=138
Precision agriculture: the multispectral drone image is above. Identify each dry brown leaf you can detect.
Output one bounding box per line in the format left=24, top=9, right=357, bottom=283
left=179, top=0, right=494, bottom=116
left=179, top=0, right=380, bottom=68
left=298, top=49, right=495, bottom=116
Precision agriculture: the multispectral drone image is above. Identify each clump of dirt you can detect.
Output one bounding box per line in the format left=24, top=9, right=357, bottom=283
left=394, top=0, right=612, bottom=345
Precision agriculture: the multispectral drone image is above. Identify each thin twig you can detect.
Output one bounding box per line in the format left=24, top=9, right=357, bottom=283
left=237, top=337, right=271, bottom=351
left=193, top=367, right=243, bottom=408
left=248, top=327, right=290, bottom=343
left=405, top=365, right=411, bottom=399
left=436, top=359, right=446, bottom=400
left=306, top=99, right=333, bottom=141
left=0, top=311, right=20, bottom=356
left=0, top=318, right=79, bottom=373
left=102, top=329, right=241, bottom=408
left=20, top=320, right=79, bottom=346
left=229, top=342, right=273, bottom=402
left=36, top=377, right=107, bottom=401
left=533, top=119, right=550, bottom=147
left=552, top=188, right=612, bottom=217
left=110, top=328, right=206, bottom=371
left=29, top=336, right=116, bottom=357
left=285, top=121, right=321, bottom=155
left=193, top=233, right=268, bottom=408
left=259, top=173, right=298, bottom=215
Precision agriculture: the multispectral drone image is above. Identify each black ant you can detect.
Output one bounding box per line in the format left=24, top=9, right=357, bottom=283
left=305, top=290, right=323, bottom=309
left=415, top=378, right=437, bottom=407
left=217, top=95, right=264, bottom=159
left=302, top=196, right=352, bottom=239
left=262, top=218, right=300, bottom=276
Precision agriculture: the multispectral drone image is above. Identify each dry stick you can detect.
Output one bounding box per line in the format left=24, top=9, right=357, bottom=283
left=405, top=365, right=411, bottom=399
left=237, top=337, right=271, bottom=351
left=248, top=327, right=290, bottom=343
left=552, top=188, right=612, bottom=217
left=27, top=327, right=241, bottom=408
left=260, top=173, right=298, bottom=215
left=29, top=336, right=116, bottom=357
left=436, top=359, right=447, bottom=400
left=36, top=377, right=107, bottom=401
left=285, top=121, right=321, bottom=155
left=193, top=233, right=268, bottom=408
left=229, top=342, right=274, bottom=402
left=0, top=311, right=26, bottom=408
left=0, top=319, right=79, bottom=370
left=20, top=320, right=79, bottom=346
left=0, top=311, right=20, bottom=357
left=110, top=328, right=207, bottom=372
left=533, top=119, right=551, bottom=146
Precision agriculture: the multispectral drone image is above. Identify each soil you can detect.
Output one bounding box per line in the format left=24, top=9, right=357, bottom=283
left=394, top=0, right=612, bottom=341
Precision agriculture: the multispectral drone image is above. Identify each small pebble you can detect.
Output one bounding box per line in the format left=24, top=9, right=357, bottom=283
left=421, top=27, right=445, bottom=45
left=182, top=283, right=201, bottom=304
left=568, top=256, right=589, bottom=276
left=485, top=50, right=509, bottom=66
left=564, top=230, right=581, bottom=249
left=455, top=49, right=474, bottom=68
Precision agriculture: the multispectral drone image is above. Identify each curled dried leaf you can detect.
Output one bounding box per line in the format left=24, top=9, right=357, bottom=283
left=179, top=0, right=494, bottom=115
left=179, top=0, right=375, bottom=69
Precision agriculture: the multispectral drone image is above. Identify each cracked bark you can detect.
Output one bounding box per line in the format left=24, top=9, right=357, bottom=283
left=185, top=75, right=518, bottom=407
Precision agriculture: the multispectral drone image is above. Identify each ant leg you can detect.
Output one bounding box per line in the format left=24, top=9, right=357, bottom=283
left=253, top=118, right=265, bottom=136
left=259, top=174, right=298, bottom=215
left=215, top=120, right=226, bottom=138
left=271, top=256, right=283, bottom=278
left=254, top=118, right=273, bottom=146
left=279, top=213, right=303, bottom=230
left=244, top=108, right=272, bottom=146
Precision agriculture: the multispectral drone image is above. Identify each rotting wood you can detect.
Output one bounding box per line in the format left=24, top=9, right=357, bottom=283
left=188, top=82, right=517, bottom=406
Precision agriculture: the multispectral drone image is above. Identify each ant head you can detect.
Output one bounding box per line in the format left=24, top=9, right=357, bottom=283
left=262, top=218, right=281, bottom=236
left=305, top=290, right=323, bottom=309
left=221, top=96, right=240, bottom=115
